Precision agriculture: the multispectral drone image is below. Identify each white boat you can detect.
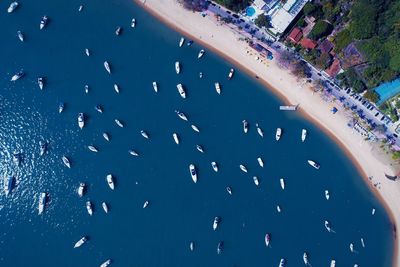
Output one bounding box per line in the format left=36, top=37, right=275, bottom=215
left=189, top=241, right=194, bottom=251
left=330, top=260, right=336, bottom=267
left=103, top=132, right=110, bottom=141
left=106, top=174, right=115, bottom=190
left=257, top=157, right=264, bottom=167
left=86, top=201, right=93, bottom=216
left=324, top=220, right=332, bottom=233
left=88, top=145, right=98, bottom=153
left=140, top=130, right=149, bottom=139
left=131, top=18, right=136, bottom=28
left=152, top=81, right=158, bottom=93
left=303, top=252, right=309, bottom=266
left=256, top=123, right=264, bottom=137
left=7, top=1, right=18, bottom=13
left=38, top=77, right=44, bottom=90
left=199, top=72, right=203, bottom=78
left=85, top=48, right=90, bottom=56
left=58, top=102, right=64, bottom=113
left=179, top=37, right=185, bottom=47
left=78, top=113, right=85, bottom=129
left=213, top=216, right=220, bottom=230
left=175, top=61, right=180, bottom=74
left=277, top=205, right=281, bottom=213
left=325, top=190, right=330, bottom=200
left=239, top=164, right=247, bottom=173
left=301, top=129, right=307, bottom=142
left=128, top=149, right=139, bottom=157
left=279, top=258, right=285, bottom=267
left=78, top=5, right=83, bottom=12
left=78, top=183, right=85, bottom=197
left=217, top=241, right=223, bottom=254
left=143, top=200, right=149, bottom=208
left=228, top=68, right=234, bottom=79
left=350, top=243, right=354, bottom=253
left=361, top=238, right=365, bottom=248
left=265, top=233, right=270, bottom=247
left=226, top=186, right=232, bottom=195
left=40, top=16, right=48, bottom=30
left=102, top=202, right=109, bottom=213
left=189, top=164, right=197, bottom=183
left=74, top=237, right=87, bottom=248
left=10, top=71, right=24, bottom=81
left=198, top=49, right=205, bottom=59
left=211, top=161, right=218, bottom=172
left=38, top=192, right=46, bottom=215
left=253, top=176, right=259, bottom=186
left=172, top=133, right=179, bottom=144
left=175, top=110, right=188, bottom=121
left=275, top=128, right=282, bottom=141
left=39, top=141, right=47, bottom=156
left=104, top=61, right=111, bottom=74
left=115, top=119, right=124, bottom=128
left=62, top=156, right=71, bottom=168
left=214, top=82, right=221, bottom=94
left=100, top=260, right=111, bottom=267
left=307, top=160, right=320, bottom=170
left=191, top=124, right=200, bottom=132
left=13, top=152, right=21, bottom=167
left=113, top=84, right=120, bottom=93
left=176, top=83, right=186, bottom=99
left=372, top=208, right=376, bottom=215
left=196, top=145, right=204, bottom=153
left=17, top=31, right=24, bottom=42
left=84, top=85, right=89, bottom=93
left=242, top=120, right=249, bottom=133
left=95, top=105, right=103, bottom=113
left=115, top=26, right=122, bottom=36
left=280, top=178, right=285, bottom=190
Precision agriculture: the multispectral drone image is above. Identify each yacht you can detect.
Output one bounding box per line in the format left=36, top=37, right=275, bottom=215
left=179, top=37, right=185, bottom=47
left=214, top=82, right=221, bottom=94
left=277, top=205, right=281, bottom=213
left=58, top=102, right=64, bottom=113
left=103, top=132, right=110, bottom=141
left=10, top=70, right=24, bottom=81
left=257, top=157, right=264, bottom=167
left=39, top=141, right=47, bottom=156
left=173, top=133, right=179, bottom=144
left=330, top=260, right=336, bottom=267
left=106, top=174, right=115, bottom=190
left=217, top=241, right=223, bottom=254
left=88, top=145, right=98, bottom=153
left=280, top=178, right=285, bottom=190
left=175, top=61, right=180, bottom=74
left=350, top=243, right=354, bottom=253
left=325, top=190, right=330, bottom=200
left=175, top=110, right=188, bottom=121
left=131, top=18, right=136, bottom=27
left=176, top=83, right=186, bottom=99
left=104, top=61, right=111, bottom=74
left=228, top=68, right=234, bottom=79
left=307, top=160, right=320, bottom=170
left=152, top=81, right=158, bottom=93
left=115, top=26, right=122, bottom=36
left=86, top=201, right=93, bottom=216
left=100, top=259, right=111, bottom=267
left=372, top=208, right=376, bottom=215
left=4, top=176, right=15, bottom=196
left=13, top=153, right=21, bottom=166
left=62, top=155, right=71, bottom=168
left=77, top=183, right=85, bottom=197
left=7, top=1, right=19, bottom=13
left=301, top=129, right=307, bottom=142
left=140, top=130, right=149, bottom=139
left=213, top=216, right=221, bottom=230
left=74, top=237, right=87, bottom=248
left=256, top=123, right=264, bottom=137
left=114, top=119, right=124, bottom=128
left=303, top=252, right=309, bottom=265
left=38, top=192, right=46, bottom=215
left=226, top=186, right=232, bottom=195
left=84, top=85, right=89, bottom=93
left=199, top=72, right=203, bottom=78
left=102, top=202, right=109, bottom=213
left=242, top=120, right=249, bottom=133
left=361, top=238, right=365, bottom=248
left=191, top=124, right=200, bottom=132
left=187, top=40, right=193, bottom=46
left=95, top=105, right=103, bottom=113
left=265, top=233, right=270, bottom=247
left=128, top=149, right=139, bottom=157
left=78, top=113, right=85, bottom=129
left=38, top=77, right=44, bottom=90
left=189, top=164, right=197, bottom=183
left=143, top=200, right=149, bottom=208
left=324, top=220, right=332, bottom=233
left=78, top=5, right=83, bottom=12
left=17, top=31, right=24, bottom=42
left=253, top=176, right=259, bottom=186
left=196, top=145, right=204, bottom=153
left=113, top=84, right=120, bottom=93
left=189, top=241, right=194, bottom=251
left=211, top=161, right=218, bottom=172
left=279, top=258, right=286, bottom=267
left=239, top=164, right=247, bottom=173
left=198, top=49, right=205, bottom=59
left=85, top=48, right=90, bottom=56
left=40, top=16, right=48, bottom=30
left=275, top=128, right=282, bottom=141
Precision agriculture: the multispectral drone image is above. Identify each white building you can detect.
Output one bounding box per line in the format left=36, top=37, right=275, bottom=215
left=268, top=0, right=310, bottom=35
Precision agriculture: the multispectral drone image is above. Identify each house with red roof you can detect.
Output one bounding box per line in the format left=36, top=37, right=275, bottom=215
left=300, top=38, right=317, bottom=49
left=325, top=58, right=342, bottom=77
left=287, top=27, right=303, bottom=44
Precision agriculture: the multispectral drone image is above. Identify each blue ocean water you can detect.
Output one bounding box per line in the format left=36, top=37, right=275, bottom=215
left=0, top=0, right=394, bottom=266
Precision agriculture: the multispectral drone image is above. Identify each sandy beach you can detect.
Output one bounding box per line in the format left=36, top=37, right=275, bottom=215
left=135, top=0, right=400, bottom=265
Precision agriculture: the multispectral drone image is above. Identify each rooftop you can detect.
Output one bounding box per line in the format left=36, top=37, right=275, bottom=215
left=268, top=0, right=310, bottom=34
left=325, top=58, right=341, bottom=77
left=318, top=39, right=334, bottom=54
left=287, top=27, right=303, bottom=43
left=300, top=38, right=317, bottom=49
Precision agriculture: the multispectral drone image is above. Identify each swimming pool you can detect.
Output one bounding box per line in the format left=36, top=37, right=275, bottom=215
left=375, top=78, right=400, bottom=105
left=246, top=6, right=256, bottom=17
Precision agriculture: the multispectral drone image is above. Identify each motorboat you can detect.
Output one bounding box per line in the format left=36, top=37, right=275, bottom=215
left=100, top=259, right=111, bottom=267
left=13, top=152, right=21, bottom=166
left=372, top=208, right=376, bottom=215
left=106, top=174, right=115, bottom=190
left=152, top=81, right=158, bottom=93
left=361, top=238, right=365, bottom=248
left=239, top=164, right=247, bottom=173
left=279, top=258, right=285, bottom=267
left=256, top=123, right=264, bottom=137
left=211, top=161, right=218, bottom=172
left=104, top=61, right=111, bottom=74
left=143, top=200, right=149, bottom=208
left=172, top=133, right=179, bottom=144
left=307, top=160, right=320, bottom=170
left=350, top=243, right=354, bottom=253
left=10, top=71, right=24, bottom=81
left=214, top=82, right=221, bottom=94
left=78, top=183, right=85, bottom=197
left=242, top=120, right=249, bottom=133
left=325, top=190, right=330, bottom=200
left=330, top=260, right=336, bottom=267
left=58, top=102, right=64, bottom=113
left=275, top=128, right=282, bottom=141
left=176, top=83, right=186, bottom=99
left=253, top=176, right=259, bottom=186
left=189, top=241, right=194, bottom=251
left=257, top=157, right=264, bottom=167
left=280, top=178, right=285, bottom=190
left=84, top=85, right=89, bottom=93
left=86, top=201, right=93, bottom=216
left=187, top=40, right=193, bottom=46
left=85, top=48, right=90, bottom=56
left=113, top=84, right=120, bottom=93
left=102, top=202, right=108, bottom=213
left=62, top=155, right=71, bottom=168
left=179, top=37, right=185, bottom=47
left=128, top=149, right=139, bottom=157
left=228, top=68, right=234, bottom=79
left=115, top=26, right=122, bottom=36
left=131, top=18, right=136, bottom=27
left=198, top=49, right=205, bottom=59
left=78, top=5, right=83, bottom=11
left=103, top=132, right=110, bottom=141
left=196, top=145, right=204, bottom=153
left=7, top=1, right=19, bottom=13
left=140, top=130, right=149, bottom=139
left=40, top=16, right=48, bottom=30
left=39, top=141, right=47, bottom=156
left=199, top=72, right=203, bottom=78
left=213, top=216, right=220, bottom=230
left=78, top=113, right=85, bottom=129
left=74, top=237, right=87, bottom=248
left=324, top=220, right=332, bottom=233
left=277, top=205, right=281, bottom=213
left=189, top=164, right=197, bottom=183
left=217, top=241, right=223, bottom=254
left=4, top=176, right=15, bottom=196
left=88, top=145, right=98, bottom=153
left=17, top=31, right=24, bottom=42
left=115, top=119, right=124, bottom=128
left=175, top=110, right=188, bottom=121
left=38, top=192, right=46, bottom=215
left=175, top=61, right=180, bottom=74
left=226, top=186, right=232, bottom=195
left=301, top=129, right=307, bottom=142
left=303, top=252, right=309, bottom=265
left=95, top=105, right=103, bottom=113
left=38, top=77, right=44, bottom=90
left=265, top=233, right=270, bottom=247
left=191, top=124, right=200, bottom=133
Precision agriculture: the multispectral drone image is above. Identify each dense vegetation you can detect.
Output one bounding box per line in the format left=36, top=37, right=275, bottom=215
left=214, top=0, right=251, bottom=12
left=255, top=14, right=271, bottom=28
left=179, top=0, right=209, bottom=11
left=309, top=20, right=333, bottom=40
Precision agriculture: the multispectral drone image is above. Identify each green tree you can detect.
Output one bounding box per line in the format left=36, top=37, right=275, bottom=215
left=315, top=52, right=332, bottom=69
left=214, top=0, right=251, bottom=12
left=333, top=29, right=352, bottom=52
left=309, top=20, right=333, bottom=40
left=384, top=37, right=400, bottom=72
left=349, top=0, right=377, bottom=39
left=303, top=2, right=317, bottom=16
left=254, top=14, right=271, bottom=28
left=363, top=90, right=380, bottom=103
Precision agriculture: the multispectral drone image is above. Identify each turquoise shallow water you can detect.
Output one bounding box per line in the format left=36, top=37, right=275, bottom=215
left=0, top=0, right=394, bottom=266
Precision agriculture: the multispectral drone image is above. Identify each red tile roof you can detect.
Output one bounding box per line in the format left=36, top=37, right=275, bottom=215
left=325, top=58, right=341, bottom=77
left=300, top=38, right=317, bottom=49
left=287, top=27, right=303, bottom=44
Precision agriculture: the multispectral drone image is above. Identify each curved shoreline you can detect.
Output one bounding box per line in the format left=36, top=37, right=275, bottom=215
left=135, top=0, right=399, bottom=265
